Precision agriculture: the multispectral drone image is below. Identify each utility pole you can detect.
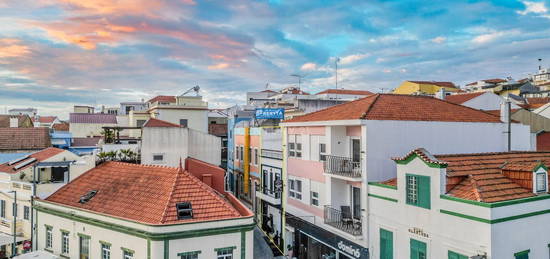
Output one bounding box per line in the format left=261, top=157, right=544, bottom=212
left=9, top=190, right=17, bottom=257
left=290, top=74, right=304, bottom=90
left=539, top=58, right=543, bottom=70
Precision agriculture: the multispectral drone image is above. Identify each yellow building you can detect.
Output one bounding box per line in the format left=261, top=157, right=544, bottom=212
left=393, top=80, right=461, bottom=95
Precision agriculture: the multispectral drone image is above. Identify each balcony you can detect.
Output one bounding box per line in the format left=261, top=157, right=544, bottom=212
left=324, top=205, right=362, bottom=236
left=261, top=149, right=283, bottom=160
left=0, top=218, right=24, bottom=236
left=256, top=187, right=282, bottom=205
left=323, top=155, right=361, bottom=180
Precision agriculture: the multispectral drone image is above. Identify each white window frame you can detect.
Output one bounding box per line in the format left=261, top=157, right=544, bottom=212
left=406, top=175, right=418, bottom=204
left=123, top=250, right=134, bottom=259
left=101, top=243, right=111, bottom=259
left=288, top=179, right=302, bottom=200
left=288, top=135, right=302, bottom=158
left=45, top=226, right=52, bottom=249
left=61, top=231, right=69, bottom=254
left=310, top=191, right=319, bottom=206
left=535, top=171, right=548, bottom=193
left=216, top=247, right=234, bottom=259
left=319, top=143, right=327, bottom=162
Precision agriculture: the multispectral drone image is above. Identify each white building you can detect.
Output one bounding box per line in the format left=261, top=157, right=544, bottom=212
left=280, top=94, right=532, bottom=259
left=368, top=148, right=550, bottom=259
left=444, top=91, right=521, bottom=111
left=315, top=89, right=374, bottom=100
left=141, top=118, right=221, bottom=168
left=33, top=160, right=254, bottom=259
left=69, top=113, right=118, bottom=138
left=147, top=95, right=209, bottom=133
left=0, top=148, right=93, bottom=256
left=8, top=108, right=37, bottom=117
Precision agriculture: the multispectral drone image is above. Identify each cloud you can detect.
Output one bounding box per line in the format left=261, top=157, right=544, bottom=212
left=517, top=1, right=548, bottom=15
left=431, top=36, right=446, bottom=44
left=472, top=30, right=520, bottom=44
left=339, top=53, right=370, bottom=65
left=300, top=62, right=317, bottom=71
left=208, top=63, right=230, bottom=70
left=0, top=38, right=30, bottom=59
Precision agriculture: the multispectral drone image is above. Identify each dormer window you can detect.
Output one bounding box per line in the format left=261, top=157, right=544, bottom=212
left=535, top=172, right=547, bottom=193
left=176, top=202, right=193, bottom=220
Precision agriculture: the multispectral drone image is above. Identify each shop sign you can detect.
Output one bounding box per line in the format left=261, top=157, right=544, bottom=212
left=337, top=241, right=361, bottom=258
left=255, top=108, right=284, bottom=119
left=408, top=227, right=430, bottom=238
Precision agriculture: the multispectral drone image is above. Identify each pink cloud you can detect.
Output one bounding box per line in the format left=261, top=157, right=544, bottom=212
left=0, top=38, right=30, bottom=59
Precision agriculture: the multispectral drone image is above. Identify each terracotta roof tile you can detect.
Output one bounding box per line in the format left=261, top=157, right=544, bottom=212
left=52, top=123, right=69, bottom=132
left=0, top=128, right=51, bottom=150
left=143, top=118, right=182, bottom=128
left=316, top=89, right=374, bottom=96
left=285, top=94, right=502, bottom=123
left=45, top=161, right=245, bottom=225
left=32, top=116, right=57, bottom=123
left=72, top=137, right=101, bottom=147
left=444, top=92, right=485, bottom=104
left=148, top=95, right=176, bottom=103
left=0, top=115, right=32, bottom=128
left=0, top=147, right=65, bottom=173
left=466, top=78, right=506, bottom=86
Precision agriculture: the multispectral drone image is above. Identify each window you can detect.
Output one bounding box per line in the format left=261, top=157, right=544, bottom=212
left=12, top=202, right=17, bottom=217
left=136, top=120, right=146, bottom=127
left=410, top=239, right=426, bottom=259
left=288, top=179, right=302, bottom=200
left=448, top=251, right=467, bottom=259
left=45, top=226, right=52, bottom=249
left=0, top=200, right=5, bottom=218
left=122, top=249, right=134, bottom=259
left=101, top=243, right=111, bottom=259
left=61, top=231, right=69, bottom=254
left=351, top=187, right=361, bottom=219
left=351, top=139, right=360, bottom=163
left=178, top=251, right=201, bottom=259
left=310, top=191, right=319, bottom=206
left=179, top=119, right=188, bottom=127
left=215, top=247, right=235, bottom=259
left=254, top=148, right=259, bottom=165
left=23, top=206, right=29, bottom=220
left=288, top=135, right=302, bottom=158
left=406, top=174, right=431, bottom=209
left=514, top=249, right=530, bottom=259
left=79, top=235, right=90, bottom=259
left=235, top=146, right=239, bottom=160
left=176, top=202, right=193, bottom=220
left=536, top=172, right=547, bottom=192
left=153, top=154, right=164, bottom=162
left=380, top=229, right=393, bottom=259
left=319, top=143, right=327, bottom=161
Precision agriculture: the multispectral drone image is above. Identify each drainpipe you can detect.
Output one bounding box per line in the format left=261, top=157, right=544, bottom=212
left=500, top=98, right=512, bottom=151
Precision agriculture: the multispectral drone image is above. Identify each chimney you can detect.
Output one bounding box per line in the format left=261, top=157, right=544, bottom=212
left=501, top=98, right=512, bottom=151
left=436, top=88, right=446, bottom=100
left=9, top=117, right=18, bottom=128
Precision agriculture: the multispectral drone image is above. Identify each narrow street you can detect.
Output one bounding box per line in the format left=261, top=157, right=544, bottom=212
left=254, top=227, right=286, bottom=259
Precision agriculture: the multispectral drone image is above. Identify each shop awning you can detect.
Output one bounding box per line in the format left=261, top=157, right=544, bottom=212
left=0, top=233, right=26, bottom=246
left=14, top=250, right=59, bottom=259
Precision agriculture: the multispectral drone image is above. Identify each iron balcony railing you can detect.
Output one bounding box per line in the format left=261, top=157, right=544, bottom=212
left=261, top=149, right=283, bottom=160
left=262, top=187, right=281, bottom=199
left=323, top=155, right=361, bottom=178
left=324, top=205, right=362, bottom=236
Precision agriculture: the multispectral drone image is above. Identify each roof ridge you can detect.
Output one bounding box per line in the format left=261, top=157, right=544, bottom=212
left=160, top=164, right=183, bottom=224
left=360, top=93, right=380, bottom=119
left=469, top=176, right=483, bottom=202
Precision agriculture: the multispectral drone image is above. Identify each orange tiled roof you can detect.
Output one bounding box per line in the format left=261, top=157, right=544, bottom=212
left=466, top=78, right=506, bottom=86
left=0, top=127, right=51, bottom=150
left=284, top=94, right=502, bottom=123
left=148, top=95, right=176, bottom=103
left=52, top=123, right=69, bottom=131
left=444, top=92, right=485, bottom=104
left=436, top=151, right=550, bottom=202
left=32, top=116, right=57, bottom=123
left=408, top=81, right=457, bottom=88
left=143, top=118, right=182, bottom=128
left=45, top=161, right=243, bottom=225
left=316, top=89, right=374, bottom=96
left=0, top=147, right=65, bottom=173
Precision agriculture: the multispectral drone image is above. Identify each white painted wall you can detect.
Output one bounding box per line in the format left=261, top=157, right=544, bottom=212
left=141, top=127, right=220, bottom=168
left=459, top=92, right=520, bottom=111
left=155, top=109, right=208, bottom=133
left=69, top=123, right=117, bottom=138
left=365, top=120, right=532, bottom=182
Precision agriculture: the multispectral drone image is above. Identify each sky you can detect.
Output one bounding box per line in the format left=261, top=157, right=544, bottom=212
left=1, top=0, right=550, bottom=119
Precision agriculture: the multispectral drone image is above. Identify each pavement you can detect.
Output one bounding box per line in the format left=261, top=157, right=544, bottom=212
left=253, top=227, right=286, bottom=259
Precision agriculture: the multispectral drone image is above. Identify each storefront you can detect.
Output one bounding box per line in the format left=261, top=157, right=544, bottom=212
left=286, top=213, right=368, bottom=259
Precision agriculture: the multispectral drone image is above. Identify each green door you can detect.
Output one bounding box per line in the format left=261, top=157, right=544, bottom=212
left=380, top=229, right=393, bottom=259
left=448, top=251, right=468, bottom=259
left=410, top=239, right=427, bottom=259
left=514, top=250, right=530, bottom=259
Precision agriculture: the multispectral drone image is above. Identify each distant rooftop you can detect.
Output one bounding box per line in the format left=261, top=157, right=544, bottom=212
left=70, top=113, right=117, bottom=124
left=0, top=127, right=51, bottom=151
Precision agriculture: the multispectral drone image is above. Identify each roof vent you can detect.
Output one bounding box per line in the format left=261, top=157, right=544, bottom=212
left=79, top=190, right=98, bottom=204
left=176, top=202, right=193, bottom=220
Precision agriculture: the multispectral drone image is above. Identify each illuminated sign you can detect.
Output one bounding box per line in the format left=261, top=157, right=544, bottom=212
left=255, top=108, right=284, bottom=119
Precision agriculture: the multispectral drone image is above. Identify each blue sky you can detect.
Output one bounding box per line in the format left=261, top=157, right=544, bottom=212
left=1, top=0, right=550, bottom=118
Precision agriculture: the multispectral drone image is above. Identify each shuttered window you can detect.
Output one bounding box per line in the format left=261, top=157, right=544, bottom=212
left=380, top=228, right=393, bottom=259
left=410, top=239, right=427, bottom=259
left=406, top=174, right=431, bottom=209
left=448, top=251, right=467, bottom=259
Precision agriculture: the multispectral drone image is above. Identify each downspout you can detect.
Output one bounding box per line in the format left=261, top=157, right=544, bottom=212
left=244, top=127, right=250, bottom=194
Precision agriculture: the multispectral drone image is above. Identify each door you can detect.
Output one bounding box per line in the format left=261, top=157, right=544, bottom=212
left=410, top=239, right=426, bottom=259
left=51, top=167, right=66, bottom=182
left=351, top=187, right=361, bottom=219
left=351, top=139, right=360, bottom=163
left=380, top=229, right=393, bottom=259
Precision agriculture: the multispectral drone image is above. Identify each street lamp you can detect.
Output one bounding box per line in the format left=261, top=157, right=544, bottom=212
left=7, top=190, right=16, bottom=257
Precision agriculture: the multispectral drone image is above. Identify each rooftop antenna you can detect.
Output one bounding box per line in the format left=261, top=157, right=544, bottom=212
left=180, top=85, right=200, bottom=96
left=265, top=83, right=270, bottom=90
left=290, top=74, right=304, bottom=90
left=335, top=57, right=341, bottom=89
left=539, top=58, right=543, bottom=70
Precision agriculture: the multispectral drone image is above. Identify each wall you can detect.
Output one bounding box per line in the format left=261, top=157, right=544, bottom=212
left=188, top=128, right=222, bottom=167
left=156, top=108, right=208, bottom=133
left=69, top=123, right=117, bottom=138
left=461, top=92, right=521, bottom=110
left=365, top=120, right=532, bottom=182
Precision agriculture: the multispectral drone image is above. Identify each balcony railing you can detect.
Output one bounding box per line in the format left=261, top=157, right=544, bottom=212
left=262, top=187, right=281, bottom=199
left=324, top=205, right=362, bottom=236
left=323, top=155, right=361, bottom=178
left=261, top=149, right=283, bottom=160
left=0, top=218, right=24, bottom=235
